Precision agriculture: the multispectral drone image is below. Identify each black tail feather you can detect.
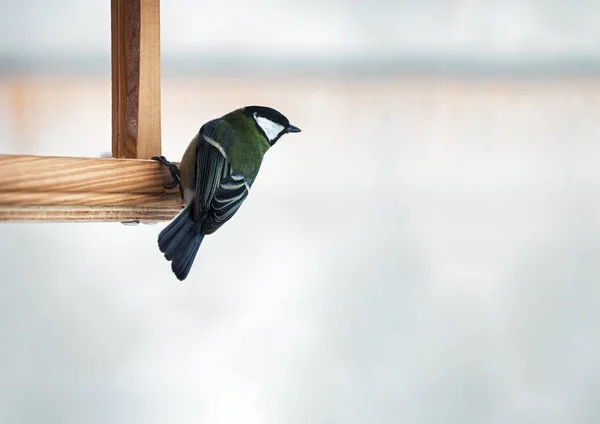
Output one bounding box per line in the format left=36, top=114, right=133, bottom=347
left=162, top=217, right=196, bottom=260
left=158, top=210, right=189, bottom=252
left=171, top=234, right=204, bottom=280
left=158, top=203, right=205, bottom=280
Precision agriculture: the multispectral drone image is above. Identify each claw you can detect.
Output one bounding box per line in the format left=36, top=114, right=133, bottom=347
left=164, top=180, right=180, bottom=190
left=151, top=155, right=168, bottom=164
left=152, top=156, right=181, bottom=190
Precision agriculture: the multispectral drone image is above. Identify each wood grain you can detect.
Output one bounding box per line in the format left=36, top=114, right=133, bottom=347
left=111, top=0, right=161, bottom=159
left=0, top=154, right=183, bottom=222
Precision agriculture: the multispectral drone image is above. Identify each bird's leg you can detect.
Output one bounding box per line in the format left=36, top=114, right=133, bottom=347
left=152, top=156, right=181, bottom=189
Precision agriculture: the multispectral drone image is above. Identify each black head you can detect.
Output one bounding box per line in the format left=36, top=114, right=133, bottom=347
left=244, top=105, right=301, bottom=146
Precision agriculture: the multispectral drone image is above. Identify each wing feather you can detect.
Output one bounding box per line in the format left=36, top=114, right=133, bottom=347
left=193, top=120, right=250, bottom=234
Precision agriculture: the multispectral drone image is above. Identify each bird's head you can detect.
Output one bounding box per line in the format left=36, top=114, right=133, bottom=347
left=244, top=105, right=301, bottom=146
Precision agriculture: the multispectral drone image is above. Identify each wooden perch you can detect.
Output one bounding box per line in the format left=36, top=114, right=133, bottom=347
left=112, top=0, right=161, bottom=159
left=0, top=1, right=171, bottom=222
left=0, top=155, right=183, bottom=222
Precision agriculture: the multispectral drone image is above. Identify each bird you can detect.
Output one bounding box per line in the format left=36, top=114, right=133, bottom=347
left=152, top=105, right=301, bottom=280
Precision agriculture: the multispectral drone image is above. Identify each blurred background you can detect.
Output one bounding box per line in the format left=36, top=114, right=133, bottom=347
left=1, top=0, right=600, bottom=423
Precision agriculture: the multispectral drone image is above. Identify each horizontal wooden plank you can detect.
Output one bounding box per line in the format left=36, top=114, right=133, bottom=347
left=0, top=155, right=178, bottom=193
left=0, top=154, right=184, bottom=222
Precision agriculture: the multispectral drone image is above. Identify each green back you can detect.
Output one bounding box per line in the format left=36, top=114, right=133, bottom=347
left=214, top=109, right=270, bottom=184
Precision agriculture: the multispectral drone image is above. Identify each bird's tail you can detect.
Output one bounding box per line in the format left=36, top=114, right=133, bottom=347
left=158, top=203, right=205, bottom=280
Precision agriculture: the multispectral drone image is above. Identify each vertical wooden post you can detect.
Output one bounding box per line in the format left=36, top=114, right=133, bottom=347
left=111, top=0, right=161, bottom=159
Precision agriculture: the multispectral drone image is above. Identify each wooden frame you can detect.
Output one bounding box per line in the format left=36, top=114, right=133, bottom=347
left=0, top=0, right=183, bottom=222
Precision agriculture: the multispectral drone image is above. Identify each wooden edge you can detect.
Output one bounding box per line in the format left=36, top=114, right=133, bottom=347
left=137, top=0, right=162, bottom=159
left=0, top=205, right=182, bottom=222
left=111, top=0, right=132, bottom=158
left=0, top=154, right=183, bottom=222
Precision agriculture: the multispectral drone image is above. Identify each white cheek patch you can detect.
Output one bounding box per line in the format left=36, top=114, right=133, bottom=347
left=254, top=115, right=285, bottom=142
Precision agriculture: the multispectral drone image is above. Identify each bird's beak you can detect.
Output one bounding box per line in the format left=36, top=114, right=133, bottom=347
left=287, top=124, right=301, bottom=133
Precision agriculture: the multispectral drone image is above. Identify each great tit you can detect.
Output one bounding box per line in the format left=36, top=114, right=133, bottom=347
left=153, top=105, right=301, bottom=280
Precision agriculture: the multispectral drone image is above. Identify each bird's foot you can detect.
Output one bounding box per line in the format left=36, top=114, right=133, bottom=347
left=152, top=156, right=181, bottom=189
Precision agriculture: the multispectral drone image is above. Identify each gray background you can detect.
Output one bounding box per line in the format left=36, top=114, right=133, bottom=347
left=0, top=1, right=599, bottom=423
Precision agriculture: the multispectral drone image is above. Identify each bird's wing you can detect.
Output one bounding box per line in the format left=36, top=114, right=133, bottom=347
left=194, top=119, right=250, bottom=234
left=202, top=172, right=249, bottom=234
left=193, top=121, right=227, bottom=221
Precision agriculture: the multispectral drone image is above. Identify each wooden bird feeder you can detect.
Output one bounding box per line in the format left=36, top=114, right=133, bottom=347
left=0, top=0, right=183, bottom=222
